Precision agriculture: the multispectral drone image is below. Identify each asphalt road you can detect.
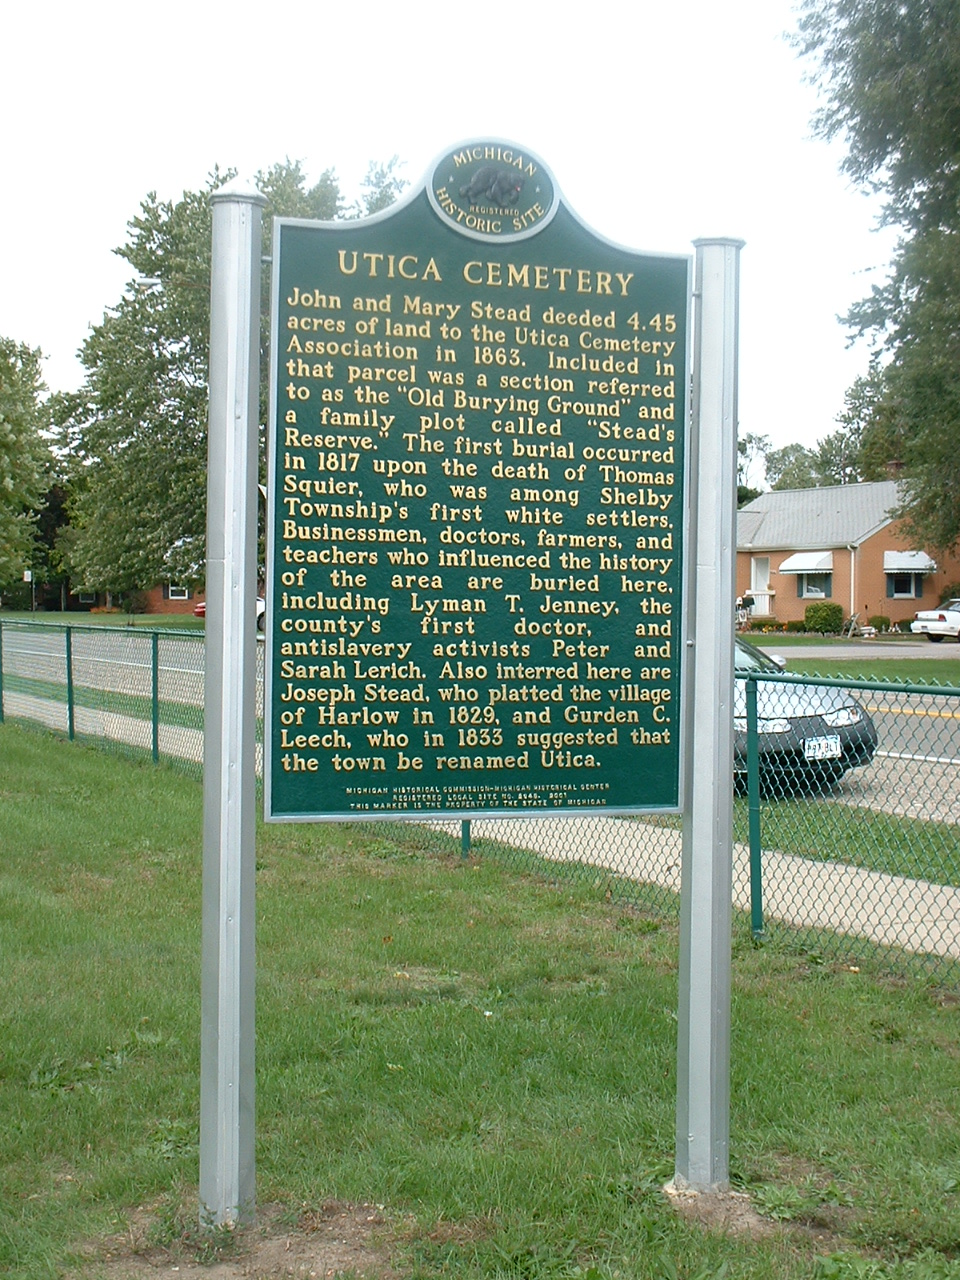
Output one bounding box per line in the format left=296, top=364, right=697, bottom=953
left=752, top=640, right=960, bottom=785
left=1, top=626, right=207, bottom=702
left=3, top=624, right=957, bottom=771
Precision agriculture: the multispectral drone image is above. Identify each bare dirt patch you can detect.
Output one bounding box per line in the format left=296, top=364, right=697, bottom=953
left=69, top=1201, right=401, bottom=1280
left=663, top=1181, right=852, bottom=1254
left=663, top=1183, right=777, bottom=1240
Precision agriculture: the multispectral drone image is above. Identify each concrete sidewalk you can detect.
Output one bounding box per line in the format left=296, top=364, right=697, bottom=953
left=457, top=815, right=960, bottom=960
left=5, top=691, right=958, bottom=962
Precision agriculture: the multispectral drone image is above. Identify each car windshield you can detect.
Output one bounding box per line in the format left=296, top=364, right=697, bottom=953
left=942, top=600, right=960, bottom=611
left=734, top=639, right=782, bottom=673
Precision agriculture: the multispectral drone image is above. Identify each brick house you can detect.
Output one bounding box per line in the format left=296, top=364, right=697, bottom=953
left=141, top=583, right=202, bottom=615
left=736, top=481, right=960, bottom=628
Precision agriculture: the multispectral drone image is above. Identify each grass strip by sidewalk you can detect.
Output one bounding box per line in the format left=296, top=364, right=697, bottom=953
left=737, top=798, right=960, bottom=889
left=3, top=670, right=204, bottom=730
left=1, top=721, right=959, bottom=1280
left=0, top=610, right=205, bottom=630
left=786, top=658, right=960, bottom=685
left=647, top=802, right=960, bottom=891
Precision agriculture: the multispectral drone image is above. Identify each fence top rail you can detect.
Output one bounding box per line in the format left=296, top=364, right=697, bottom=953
left=0, top=618, right=205, bottom=641
left=738, top=669, right=960, bottom=697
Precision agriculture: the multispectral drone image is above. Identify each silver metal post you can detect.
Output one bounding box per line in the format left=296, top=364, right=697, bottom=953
left=675, top=237, right=744, bottom=1191
left=199, top=178, right=266, bottom=1227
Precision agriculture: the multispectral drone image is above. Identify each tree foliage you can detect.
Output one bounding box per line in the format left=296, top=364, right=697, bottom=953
left=846, top=230, right=960, bottom=547
left=737, top=431, right=769, bottom=505
left=359, top=157, right=407, bottom=216
left=0, top=338, right=49, bottom=587
left=738, top=423, right=868, bottom=494
left=58, top=159, right=405, bottom=592
left=796, top=0, right=960, bottom=234
left=764, top=443, right=824, bottom=491
left=796, top=0, right=960, bottom=547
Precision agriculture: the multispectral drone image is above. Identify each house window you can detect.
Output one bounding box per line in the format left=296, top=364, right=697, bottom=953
left=167, top=585, right=189, bottom=601
left=886, top=573, right=922, bottom=599
left=77, top=591, right=96, bottom=604
left=797, top=573, right=832, bottom=599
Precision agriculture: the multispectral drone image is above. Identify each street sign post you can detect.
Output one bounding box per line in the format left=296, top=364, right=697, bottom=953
left=200, top=178, right=265, bottom=1227
left=200, top=146, right=741, bottom=1228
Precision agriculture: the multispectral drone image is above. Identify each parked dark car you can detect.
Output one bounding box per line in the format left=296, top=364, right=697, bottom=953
left=733, top=638, right=878, bottom=791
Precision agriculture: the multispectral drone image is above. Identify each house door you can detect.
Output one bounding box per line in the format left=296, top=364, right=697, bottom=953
left=750, top=557, right=772, bottom=615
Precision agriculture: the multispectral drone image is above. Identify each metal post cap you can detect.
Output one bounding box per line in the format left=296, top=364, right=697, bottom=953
left=210, top=177, right=267, bottom=206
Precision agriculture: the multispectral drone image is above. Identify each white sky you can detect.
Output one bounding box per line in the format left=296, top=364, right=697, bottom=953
left=2, top=0, right=895, bottom=459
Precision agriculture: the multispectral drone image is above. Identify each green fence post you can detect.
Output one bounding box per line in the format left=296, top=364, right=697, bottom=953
left=746, top=674, right=763, bottom=938
left=461, top=819, right=471, bottom=861
left=65, top=626, right=75, bottom=741
left=152, top=631, right=160, bottom=763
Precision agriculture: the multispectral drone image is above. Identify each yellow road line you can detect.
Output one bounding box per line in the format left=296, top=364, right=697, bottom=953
left=864, top=703, right=960, bottom=719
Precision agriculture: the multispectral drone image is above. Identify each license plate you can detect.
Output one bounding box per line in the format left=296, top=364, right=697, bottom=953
left=804, top=735, right=842, bottom=760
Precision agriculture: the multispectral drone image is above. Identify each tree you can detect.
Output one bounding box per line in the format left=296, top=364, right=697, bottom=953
left=764, top=443, right=823, bottom=491
left=795, top=0, right=960, bottom=235
left=358, top=157, right=407, bottom=216
left=752, top=426, right=867, bottom=493
left=737, top=421, right=870, bottom=501
left=795, top=0, right=960, bottom=547
left=846, top=229, right=960, bottom=547
left=835, top=368, right=906, bottom=482
left=58, top=159, right=406, bottom=592
left=815, top=424, right=865, bottom=486
left=737, top=431, right=770, bottom=505
left=0, top=338, right=49, bottom=587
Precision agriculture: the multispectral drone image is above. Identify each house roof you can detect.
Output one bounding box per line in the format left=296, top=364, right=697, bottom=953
left=737, top=481, right=901, bottom=551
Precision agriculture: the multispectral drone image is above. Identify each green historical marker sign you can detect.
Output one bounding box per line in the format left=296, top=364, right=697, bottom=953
left=265, top=141, right=691, bottom=820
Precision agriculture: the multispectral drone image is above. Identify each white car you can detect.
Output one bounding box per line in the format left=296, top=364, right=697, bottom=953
left=194, top=596, right=266, bottom=630
left=910, top=599, right=960, bottom=642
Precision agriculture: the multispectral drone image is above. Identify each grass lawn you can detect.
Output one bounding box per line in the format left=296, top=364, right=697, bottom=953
left=782, top=658, right=960, bottom=685
left=0, top=610, right=204, bottom=631
left=738, top=636, right=960, bottom=685
left=743, top=797, right=960, bottom=888
left=2, top=723, right=960, bottom=1279
left=3, top=670, right=204, bottom=732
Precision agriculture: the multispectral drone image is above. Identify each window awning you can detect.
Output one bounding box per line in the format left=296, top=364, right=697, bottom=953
left=778, top=551, right=833, bottom=574
left=883, top=550, right=936, bottom=573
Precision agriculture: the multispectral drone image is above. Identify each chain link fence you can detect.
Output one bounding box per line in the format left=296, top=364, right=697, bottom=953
left=0, top=620, right=214, bottom=769
left=730, top=667, right=960, bottom=982
left=1, top=619, right=957, bottom=985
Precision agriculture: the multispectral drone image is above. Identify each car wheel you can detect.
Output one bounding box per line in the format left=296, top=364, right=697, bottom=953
left=928, top=633, right=943, bottom=642
left=257, top=613, right=265, bottom=632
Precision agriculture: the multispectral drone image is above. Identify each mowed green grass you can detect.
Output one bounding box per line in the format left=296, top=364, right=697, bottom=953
left=0, top=610, right=204, bottom=630
left=785, top=657, right=960, bottom=685
left=738, top=798, right=960, bottom=888
left=739, top=636, right=960, bottom=686
left=2, top=723, right=960, bottom=1279
left=2, top=670, right=204, bottom=730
